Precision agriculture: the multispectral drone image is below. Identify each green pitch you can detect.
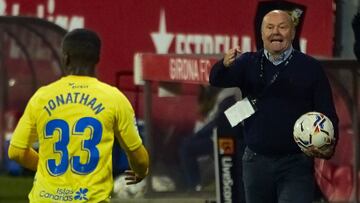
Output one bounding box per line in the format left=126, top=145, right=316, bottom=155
left=0, top=175, right=33, bottom=203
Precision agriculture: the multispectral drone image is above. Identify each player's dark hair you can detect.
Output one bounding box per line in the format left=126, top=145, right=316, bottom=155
left=61, top=28, right=101, bottom=68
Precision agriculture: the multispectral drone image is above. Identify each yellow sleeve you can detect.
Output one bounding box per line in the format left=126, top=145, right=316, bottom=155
left=114, top=91, right=142, bottom=152
left=126, top=144, right=149, bottom=178
left=8, top=144, right=38, bottom=171
left=10, top=96, right=38, bottom=149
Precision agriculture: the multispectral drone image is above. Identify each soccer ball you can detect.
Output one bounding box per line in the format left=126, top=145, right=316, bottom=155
left=113, top=175, right=146, bottom=199
left=151, top=175, right=176, bottom=192
left=293, top=112, right=334, bottom=151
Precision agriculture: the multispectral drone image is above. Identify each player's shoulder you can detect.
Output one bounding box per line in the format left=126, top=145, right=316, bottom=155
left=30, top=79, right=61, bottom=99
left=95, top=80, right=130, bottom=102
left=96, top=80, right=123, bottom=95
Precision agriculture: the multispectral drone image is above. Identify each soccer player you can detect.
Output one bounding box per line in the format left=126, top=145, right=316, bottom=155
left=8, top=28, right=149, bottom=203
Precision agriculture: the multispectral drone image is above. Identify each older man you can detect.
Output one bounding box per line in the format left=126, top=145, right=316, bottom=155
left=209, top=10, right=338, bottom=203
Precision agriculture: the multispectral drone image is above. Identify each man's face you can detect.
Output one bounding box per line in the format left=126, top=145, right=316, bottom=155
left=261, top=11, right=295, bottom=55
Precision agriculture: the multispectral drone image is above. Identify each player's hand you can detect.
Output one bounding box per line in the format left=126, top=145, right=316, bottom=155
left=223, top=47, right=241, bottom=67
left=302, top=141, right=336, bottom=160
left=124, top=170, right=145, bottom=185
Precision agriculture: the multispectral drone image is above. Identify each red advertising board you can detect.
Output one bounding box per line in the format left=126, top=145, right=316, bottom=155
left=135, top=53, right=220, bottom=84
left=2, top=1, right=358, bottom=202
left=0, top=0, right=334, bottom=85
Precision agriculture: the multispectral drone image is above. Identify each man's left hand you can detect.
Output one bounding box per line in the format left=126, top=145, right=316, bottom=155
left=302, top=142, right=335, bottom=160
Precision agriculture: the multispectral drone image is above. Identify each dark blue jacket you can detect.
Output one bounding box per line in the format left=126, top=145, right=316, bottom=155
left=209, top=49, right=339, bottom=155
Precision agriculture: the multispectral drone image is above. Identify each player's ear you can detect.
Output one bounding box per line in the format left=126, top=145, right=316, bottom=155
left=61, top=53, right=71, bottom=74
left=62, top=53, right=70, bottom=66
left=291, top=27, right=296, bottom=40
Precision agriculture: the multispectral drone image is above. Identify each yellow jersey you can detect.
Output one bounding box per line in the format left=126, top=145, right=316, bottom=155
left=10, top=75, right=142, bottom=203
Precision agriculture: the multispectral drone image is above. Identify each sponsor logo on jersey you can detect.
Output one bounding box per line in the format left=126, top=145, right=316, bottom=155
left=39, top=187, right=89, bottom=202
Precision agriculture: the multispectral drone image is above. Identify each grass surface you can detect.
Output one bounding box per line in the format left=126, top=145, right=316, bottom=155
left=0, top=175, right=33, bottom=203
left=0, top=175, right=216, bottom=203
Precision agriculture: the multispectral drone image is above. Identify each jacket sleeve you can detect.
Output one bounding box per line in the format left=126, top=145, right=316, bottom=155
left=313, top=63, right=339, bottom=143
left=209, top=57, right=246, bottom=88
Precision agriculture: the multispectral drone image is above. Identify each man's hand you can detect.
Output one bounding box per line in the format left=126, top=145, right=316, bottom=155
left=223, top=47, right=242, bottom=67
left=302, top=141, right=336, bottom=160
left=124, top=170, right=145, bottom=185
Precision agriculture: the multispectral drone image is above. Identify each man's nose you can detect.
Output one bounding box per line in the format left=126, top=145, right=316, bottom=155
left=272, top=27, right=280, bottom=34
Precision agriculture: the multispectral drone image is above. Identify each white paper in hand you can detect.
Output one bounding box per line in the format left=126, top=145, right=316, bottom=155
left=224, top=97, right=256, bottom=127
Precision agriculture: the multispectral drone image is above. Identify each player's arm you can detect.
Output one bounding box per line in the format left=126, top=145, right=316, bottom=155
left=123, top=144, right=149, bottom=184
left=8, top=145, right=38, bottom=171
left=114, top=91, right=150, bottom=184
left=8, top=94, right=39, bottom=171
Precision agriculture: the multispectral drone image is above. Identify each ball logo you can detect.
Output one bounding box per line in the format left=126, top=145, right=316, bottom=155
left=219, top=138, right=234, bottom=155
